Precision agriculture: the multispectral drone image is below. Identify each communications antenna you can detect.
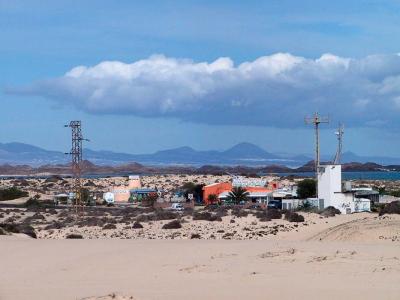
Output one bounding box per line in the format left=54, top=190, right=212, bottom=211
left=333, top=123, right=344, bottom=164
left=305, top=112, right=329, bottom=198
left=65, top=121, right=89, bottom=216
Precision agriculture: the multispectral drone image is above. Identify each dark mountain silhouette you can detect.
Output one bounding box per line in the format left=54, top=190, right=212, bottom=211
left=1, top=141, right=400, bottom=167
left=0, top=160, right=398, bottom=176
left=222, top=142, right=278, bottom=159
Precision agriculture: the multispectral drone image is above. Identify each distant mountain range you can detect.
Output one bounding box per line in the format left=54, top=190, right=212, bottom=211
left=1, top=141, right=400, bottom=167
left=1, top=160, right=399, bottom=177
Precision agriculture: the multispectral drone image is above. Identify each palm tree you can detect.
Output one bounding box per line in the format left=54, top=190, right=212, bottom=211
left=207, top=193, right=219, bottom=205
left=227, top=186, right=249, bottom=205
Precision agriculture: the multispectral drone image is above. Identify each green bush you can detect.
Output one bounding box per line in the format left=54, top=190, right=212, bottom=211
left=297, top=179, right=316, bottom=199
left=0, top=187, right=28, bottom=201
left=379, top=201, right=400, bottom=216
left=285, top=211, right=305, bottom=222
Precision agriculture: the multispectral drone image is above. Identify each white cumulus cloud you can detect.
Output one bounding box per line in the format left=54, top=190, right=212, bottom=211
left=8, top=53, right=400, bottom=128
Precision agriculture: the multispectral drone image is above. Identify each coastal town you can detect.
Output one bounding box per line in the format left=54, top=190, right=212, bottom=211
left=3, top=1, right=400, bottom=300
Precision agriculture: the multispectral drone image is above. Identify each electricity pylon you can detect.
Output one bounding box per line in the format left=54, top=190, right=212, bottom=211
left=65, top=121, right=89, bottom=216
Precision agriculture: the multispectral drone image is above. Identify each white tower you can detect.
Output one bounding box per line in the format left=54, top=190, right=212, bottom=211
left=318, top=164, right=342, bottom=208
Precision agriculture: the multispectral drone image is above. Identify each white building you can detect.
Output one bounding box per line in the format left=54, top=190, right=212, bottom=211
left=318, top=164, right=371, bottom=214
left=218, top=190, right=273, bottom=204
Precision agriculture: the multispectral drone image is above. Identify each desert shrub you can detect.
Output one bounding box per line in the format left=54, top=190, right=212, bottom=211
left=136, top=214, right=152, bottom=223
left=213, top=206, right=230, bottom=217
left=77, top=217, right=106, bottom=227
left=371, top=202, right=385, bottom=213
left=320, top=206, right=341, bottom=217
left=44, top=221, right=64, bottom=230
left=266, top=209, right=282, bottom=219
left=121, top=207, right=141, bottom=216
left=183, top=207, right=194, bottom=216
left=16, top=179, right=30, bottom=187
left=19, top=224, right=36, bottom=236
left=222, top=232, right=235, bottom=239
left=0, top=223, right=36, bottom=238
left=31, top=213, right=45, bottom=220
left=0, top=187, right=28, bottom=201
left=46, top=208, right=58, bottom=215
left=193, top=211, right=211, bottom=220
left=193, top=211, right=222, bottom=222
left=209, top=215, right=222, bottom=221
left=231, top=208, right=249, bottom=218
left=24, top=195, right=48, bottom=211
left=23, top=213, right=46, bottom=224
left=162, top=220, right=182, bottom=229
left=66, top=233, right=83, bottom=239
left=84, top=180, right=96, bottom=187
left=379, top=201, right=400, bottom=216
left=190, top=233, right=201, bottom=239
left=45, top=175, right=63, bottom=183
left=154, top=209, right=178, bottom=221
left=132, top=222, right=143, bottom=229
left=120, top=215, right=134, bottom=224
left=58, top=210, right=70, bottom=218
left=254, top=210, right=272, bottom=222
left=101, top=217, right=117, bottom=224
left=285, top=211, right=305, bottom=222
left=102, top=223, right=117, bottom=230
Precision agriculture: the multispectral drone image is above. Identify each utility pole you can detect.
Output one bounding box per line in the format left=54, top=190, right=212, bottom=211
left=305, top=112, right=329, bottom=198
left=65, top=121, right=89, bottom=216
left=333, top=123, right=344, bottom=165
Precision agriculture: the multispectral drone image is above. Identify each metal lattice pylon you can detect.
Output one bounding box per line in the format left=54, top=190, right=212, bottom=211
left=65, top=121, right=88, bottom=216
left=333, top=123, right=344, bottom=165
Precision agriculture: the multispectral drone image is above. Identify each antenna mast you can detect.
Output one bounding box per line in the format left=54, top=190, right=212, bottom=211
left=65, top=121, right=88, bottom=216
left=305, top=112, right=329, bottom=197
left=333, top=123, right=344, bottom=164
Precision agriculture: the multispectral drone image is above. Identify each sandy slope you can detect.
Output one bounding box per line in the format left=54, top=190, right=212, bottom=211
left=1, top=213, right=400, bottom=300
left=307, top=215, right=400, bottom=242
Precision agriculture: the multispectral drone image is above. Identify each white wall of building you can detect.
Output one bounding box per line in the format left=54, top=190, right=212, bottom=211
left=316, top=164, right=371, bottom=214
left=331, top=192, right=354, bottom=214
left=318, top=164, right=342, bottom=208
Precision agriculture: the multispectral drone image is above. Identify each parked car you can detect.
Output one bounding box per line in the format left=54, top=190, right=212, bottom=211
left=267, top=200, right=282, bottom=209
left=169, top=203, right=184, bottom=211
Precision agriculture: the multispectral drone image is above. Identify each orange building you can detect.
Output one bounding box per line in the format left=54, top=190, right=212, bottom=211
left=203, top=182, right=232, bottom=205
left=203, top=181, right=273, bottom=205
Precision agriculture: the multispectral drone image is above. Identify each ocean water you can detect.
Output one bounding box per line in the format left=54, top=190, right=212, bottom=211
left=276, top=171, right=400, bottom=181
left=2, top=171, right=400, bottom=181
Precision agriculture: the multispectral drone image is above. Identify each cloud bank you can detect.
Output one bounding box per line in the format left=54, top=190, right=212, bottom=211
left=9, top=53, right=400, bottom=128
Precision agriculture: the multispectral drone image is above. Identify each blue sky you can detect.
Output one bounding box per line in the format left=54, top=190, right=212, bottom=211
left=1, top=0, right=400, bottom=157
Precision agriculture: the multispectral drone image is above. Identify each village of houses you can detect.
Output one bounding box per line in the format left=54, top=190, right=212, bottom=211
left=1, top=162, right=399, bottom=241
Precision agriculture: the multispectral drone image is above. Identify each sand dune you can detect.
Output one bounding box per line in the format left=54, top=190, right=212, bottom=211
left=307, top=215, right=400, bottom=242
left=1, top=213, right=400, bottom=300
left=81, top=294, right=135, bottom=300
